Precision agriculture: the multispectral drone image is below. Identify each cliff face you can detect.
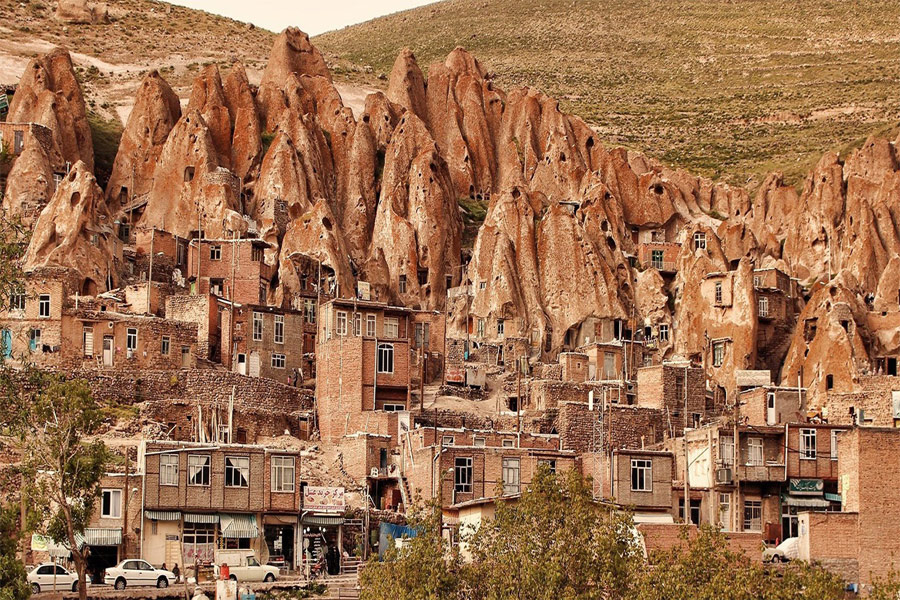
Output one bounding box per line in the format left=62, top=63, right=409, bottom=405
left=8, top=36, right=900, bottom=393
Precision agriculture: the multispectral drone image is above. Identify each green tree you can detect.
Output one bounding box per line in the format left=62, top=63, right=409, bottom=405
left=0, top=504, right=30, bottom=600
left=464, top=467, right=642, bottom=600
left=14, top=376, right=109, bottom=600
left=359, top=502, right=461, bottom=600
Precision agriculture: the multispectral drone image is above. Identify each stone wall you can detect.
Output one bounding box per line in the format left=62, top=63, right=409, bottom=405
left=824, top=375, right=900, bottom=426
left=557, top=402, right=666, bottom=454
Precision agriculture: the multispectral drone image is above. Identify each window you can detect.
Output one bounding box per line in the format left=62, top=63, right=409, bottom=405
left=29, top=328, right=41, bottom=352
left=383, top=317, right=399, bottom=338
left=479, top=281, right=486, bottom=290
left=184, top=166, right=195, bottom=182
left=274, top=315, right=284, bottom=344
left=414, top=322, right=430, bottom=349
left=160, top=454, right=178, bottom=486
left=304, top=300, right=317, bottom=326
left=83, top=326, right=94, bottom=356
left=272, top=353, right=286, bottom=369
left=502, top=458, right=520, bottom=495
left=353, top=313, right=361, bottom=336
left=743, top=500, right=762, bottom=531
left=631, top=459, right=652, bottom=491
left=473, top=437, right=486, bottom=447
left=126, top=328, right=138, bottom=352
left=501, top=439, right=515, bottom=448
left=719, top=436, right=734, bottom=466
left=366, top=314, right=376, bottom=337
left=758, top=296, right=769, bottom=318
left=497, top=319, right=505, bottom=336
left=454, top=457, right=472, bottom=493
left=252, top=312, right=263, bottom=341
left=14, top=130, right=24, bottom=154
left=336, top=311, right=348, bottom=336
left=383, top=403, right=405, bottom=412
left=210, top=278, right=224, bottom=296
left=800, top=428, right=817, bottom=460
left=831, top=429, right=842, bottom=461
left=659, top=324, right=669, bottom=342
left=10, top=292, right=24, bottom=311
left=377, top=343, right=394, bottom=374
left=651, top=249, right=664, bottom=269
left=188, top=455, right=210, bottom=486
left=161, top=336, right=170, bottom=355
left=101, top=489, right=121, bottom=518
left=271, top=456, right=295, bottom=492
left=538, top=459, right=557, bottom=474
left=753, top=275, right=761, bottom=288
left=693, top=232, right=707, bottom=250
left=39, top=294, right=50, bottom=318
left=176, top=241, right=187, bottom=266
left=712, top=341, right=725, bottom=367
left=719, top=493, right=731, bottom=528
left=442, top=436, right=455, bottom=446
left=225, top=456, right=250, bottom=488
left=714, top=282, right=723, bottom=304
left=747, top=437, right=763, bottom=466
left=826, top=374, right=834, bottom=390
left=398, top=274, right=407, bottom=294
left=477, top=318, right=485, bottom=338
left=209, top=245, right=222, bottom=261
left=251, top=245, right=264, bottom=262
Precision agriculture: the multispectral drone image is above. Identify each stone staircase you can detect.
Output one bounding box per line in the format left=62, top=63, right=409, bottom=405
left=321, top=569, right=361, bottom=599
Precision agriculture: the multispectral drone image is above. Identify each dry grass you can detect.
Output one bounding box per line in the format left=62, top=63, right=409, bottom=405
left=315, top=0, right=900, bottom=187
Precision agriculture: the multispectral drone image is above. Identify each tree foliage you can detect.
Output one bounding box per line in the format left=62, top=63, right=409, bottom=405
left=14, top=375, right=109, bottom=600
left=0, top=504, right=30, bottom=600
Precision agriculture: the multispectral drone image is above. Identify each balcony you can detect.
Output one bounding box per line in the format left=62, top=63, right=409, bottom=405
left=648, top=259, right=678, bottom=273
left=735, top=462, right=786, bottom=482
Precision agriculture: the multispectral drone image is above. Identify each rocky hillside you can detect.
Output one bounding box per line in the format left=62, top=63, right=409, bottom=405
left=315, top=0, right=900, bottom=187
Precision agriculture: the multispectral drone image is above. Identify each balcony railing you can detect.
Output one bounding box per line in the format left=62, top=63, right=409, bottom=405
left=735, top=463, right=786, bottom=482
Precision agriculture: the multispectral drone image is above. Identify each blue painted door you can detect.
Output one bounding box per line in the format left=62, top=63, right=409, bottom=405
left=1, top=329, right=12, bottom=359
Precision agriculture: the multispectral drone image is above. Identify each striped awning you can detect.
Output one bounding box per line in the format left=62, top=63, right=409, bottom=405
left=220, top=514, right=259, bottom=539
left=824, top=493, right=842, bottom=503
left=302, top=515, right=344, bottom=527
left=184, top=513, right=219, bottom=524
left=782, top=495, right=830, bottom=508
left=145, top=510, right=182, bottom=521
left=77, top=528, right=122, bottom=546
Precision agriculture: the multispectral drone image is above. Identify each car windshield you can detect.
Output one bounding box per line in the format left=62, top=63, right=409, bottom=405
left=247, top=557, right=259, bottom=566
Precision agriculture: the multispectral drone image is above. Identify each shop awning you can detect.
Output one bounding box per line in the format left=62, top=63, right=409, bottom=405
left=824, top=493, right=842, bottom=503
left=145, top=510, right=182, bottom=521
left=77, top=528, right=122, bottom=546
left=633, top=511, right=676, bottom=525
left=263, top=514, right=298, bottom=526
left=185, top=513, right=219, bottom=524
left=782, top=496, right=830, bottom=508
left=31, top=534, right=71, bottom=558
left=302, top=515, right=344, bottom=527
left=220, top=514, right=259, bottom=539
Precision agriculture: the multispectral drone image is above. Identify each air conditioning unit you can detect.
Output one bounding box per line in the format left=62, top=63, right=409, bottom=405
left=716, top=467, right=733, bottom=484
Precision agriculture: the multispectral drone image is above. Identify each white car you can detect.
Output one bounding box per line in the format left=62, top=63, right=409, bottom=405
left=103, top=559, right=176, bottom=589
left=763, top=537, right=800, bottom=563
left=214, top=555, right=279, bottom=583
left=27, top=563, right=88, bottom=593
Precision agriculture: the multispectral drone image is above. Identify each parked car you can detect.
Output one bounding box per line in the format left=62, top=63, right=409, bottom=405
left=763, top=537, right=800, bottom=563
left=214, top=554, right=279, bottom=583
left=103, top=559, right=176, bottom=589
left=27, top=563, right=88, bottom=593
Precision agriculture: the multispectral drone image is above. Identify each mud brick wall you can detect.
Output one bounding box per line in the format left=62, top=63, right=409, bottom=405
left=557, top=402, right=665, bottom=453
left=825, top=375, right=900, bottom=426
left=799, top=511, right=859, bottom=583
left=411, top=408, right=557, bottom=435
left=530, top=380, right=611, bottom=411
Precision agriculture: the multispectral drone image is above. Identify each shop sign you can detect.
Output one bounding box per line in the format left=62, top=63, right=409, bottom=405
left=789, top=478, right=823, bottom=495
left=303, top=486, right=345, bottom=512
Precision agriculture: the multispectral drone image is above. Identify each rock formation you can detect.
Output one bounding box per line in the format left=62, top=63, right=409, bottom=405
left=7, top=48, right=93, bottom=171
left=23, top=161, right=118, bottom=293
left=107, top=70, right=181, bottom=209
left=55, top=0, right=109, bottom=24
left=2, top=133, right=55, bottom=228
left=222, top=63, right=263, bottom=182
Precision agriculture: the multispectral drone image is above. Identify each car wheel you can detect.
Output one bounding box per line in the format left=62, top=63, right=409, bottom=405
left=264, top=573, right=275, bottom=583
left=115, top=577, right=126, bottom=590
left=72, top=581, right=79, bottom=592
left=31, top=583, right=40, bottom=594
left=157, top=577, right=169, bottom=589
left=773, top=554, right=783, bottom=563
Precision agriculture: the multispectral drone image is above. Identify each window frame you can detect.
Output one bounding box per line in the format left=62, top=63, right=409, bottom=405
left=383, top=317, right=399, bottom=339
left=271, top=353, right=286, bottom=369
left=10, top=292, right=25, bottom=311
left=712, top=341, right=725, bottom=367
left=38, top=294, right=51, bottom=318
left=126, top=327, right=138, bottom=352
left=271, top=456, right=295, bottom=493
left=630, top=458, right=653, bottom=492
left=800, top=428, right=817, bottom=460
left=758, top=296, right=769, bottom=318
left=188, top=454, right=211, bottom=487
left=336, top=311, right=348, bottom=336
left=714, top=282, right=723, bottom=304
left=694, top=232, right=707, bottom=250
left=502, top=457, right=521, bottom=495
left=830, top=429, right=842, bottom=461
left=454, top=457, right=473, bottom=493
left=209, top=245, right=222, bottom=261
left=366, top=314, right=376, bottom=337
left=747, top=437, right=764, bottom=466
left=377, top=343, right=394, bottom=374
left=160, top=454, right=178, bottom=486
left=224, top=456, right=250, bottom=488
left=101, top=488, right=122, bottom=519
left=719, top=435, right=735, bottom=466
left=659, top=323, right=669, bottom=342
left=273, top=314, right=284, bottom=344
left=743, top=500, right=762, bottom=532
left=161, top=335, right=170, bottom=356
left=252, top=312, right=264, bottom=341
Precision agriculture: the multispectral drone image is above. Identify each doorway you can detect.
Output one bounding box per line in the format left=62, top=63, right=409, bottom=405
left=102, top=336, right=114, bottom=366
left=237, top=353, right=247, bottom=375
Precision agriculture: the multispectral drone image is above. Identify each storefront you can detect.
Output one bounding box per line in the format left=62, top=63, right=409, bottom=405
left=301, top=487, right=345, bottom=576
left=264, top=515, right=297, bottom=570
left=78, top=528, right=122, bottom=583
left=183, top=514, right=218, bottom=564
left=781, top=478, right=838, bottom=540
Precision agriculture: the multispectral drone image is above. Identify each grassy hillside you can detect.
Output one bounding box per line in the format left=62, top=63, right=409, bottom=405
left=315, top=0, right=900, bottom=187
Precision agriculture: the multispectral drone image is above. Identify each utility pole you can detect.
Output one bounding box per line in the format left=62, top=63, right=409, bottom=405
left=146, top=227, right=154, bottom=313
left=683, top=364, right=690, bottom=524
left=516, top=358, right=522, bottom=446
left=419, top=348, right=426, bottom=412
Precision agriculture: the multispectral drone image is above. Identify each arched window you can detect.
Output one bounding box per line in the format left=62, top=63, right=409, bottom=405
left=377, top=343, right=394, bottom=374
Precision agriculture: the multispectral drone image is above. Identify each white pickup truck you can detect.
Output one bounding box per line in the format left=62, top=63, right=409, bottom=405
left=214, top=553, right=279, bottom=583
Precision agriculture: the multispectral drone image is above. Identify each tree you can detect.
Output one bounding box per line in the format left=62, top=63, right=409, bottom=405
left=359, top=502, right=462, bottom=600
left=0, top=504, right=30, bottom=600
left=464, top=467, right=642, bottom=600
left=14, top=376, right=109, bottom=600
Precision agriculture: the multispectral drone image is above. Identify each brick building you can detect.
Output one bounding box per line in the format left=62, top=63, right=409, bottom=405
left=636, top=362, right=709, bottom=434
left=315, top=298, right=445, bottom=443
left=140, top=440, right=303, bottom=570
left=739, top=385, right=807, bottom=426
left=781, top=423, right=845, bottom=538
left=219, top=303, right=308, bottom=383
left=187, top=238, right=273, bottom=305
left=824, top=375, right=900, bottom=427
left=584, top=449, right=675, bottom=521
left=636, top=241, right=679, bottom=274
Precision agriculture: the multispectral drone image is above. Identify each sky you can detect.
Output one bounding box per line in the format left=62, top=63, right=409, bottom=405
left=162, top=1, right=439, bottom=36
